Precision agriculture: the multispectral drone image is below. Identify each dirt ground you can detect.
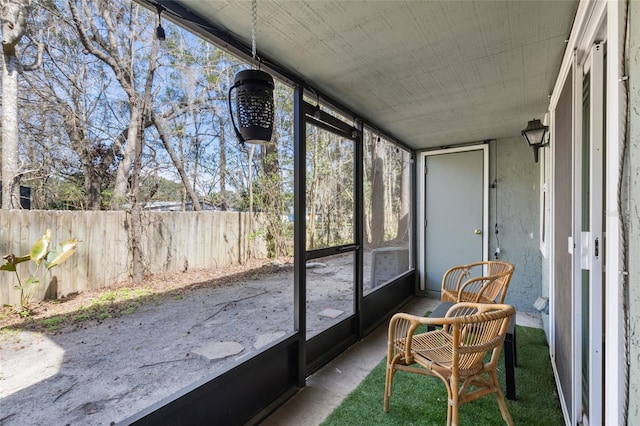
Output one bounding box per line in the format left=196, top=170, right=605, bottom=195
left=0, top=256, right=356, bottom=425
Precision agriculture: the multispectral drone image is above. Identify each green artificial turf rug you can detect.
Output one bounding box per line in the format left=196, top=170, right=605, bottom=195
left=321, top=325, right=563, bottom=426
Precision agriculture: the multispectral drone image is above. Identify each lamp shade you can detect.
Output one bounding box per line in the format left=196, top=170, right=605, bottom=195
left=229, top=69, right=275, bottom=145
left=521, top=119, right=548, bottom=146
left=521, top=118, right=548, bottom=163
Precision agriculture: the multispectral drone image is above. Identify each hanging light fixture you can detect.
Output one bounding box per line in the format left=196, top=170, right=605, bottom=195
left=521, top=118, right=548, bottom=163
left=228, top=0, right=275, bottom=145
left=155, top=4, right=166, bottom=41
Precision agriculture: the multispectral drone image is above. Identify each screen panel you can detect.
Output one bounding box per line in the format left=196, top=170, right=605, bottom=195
left=553, top=66, right=574, bottom=417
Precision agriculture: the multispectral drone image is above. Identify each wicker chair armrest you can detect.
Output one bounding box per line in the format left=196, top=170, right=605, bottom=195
left=441, top=264, right=471, bottom=293
left=388, top=312, right=454, bottom=361
left=456, top=276, right=493, bottom=302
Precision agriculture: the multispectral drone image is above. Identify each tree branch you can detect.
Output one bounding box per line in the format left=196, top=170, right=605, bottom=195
left=21, top=37, right=44, bottom=71
left=0, top=0, right=29, bottom=52
left=68, top=0, right=131, bottom=91
left=151, top=112, right=203, bottom=211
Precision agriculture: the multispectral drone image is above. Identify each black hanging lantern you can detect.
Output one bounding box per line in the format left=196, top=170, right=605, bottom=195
left=155, top=4, right=166, bottom=41
left=227, top=0, right=275, bottom=145
left=228, top=69, right=275, bottom=145
left=521, top=118, right=548, bottom=163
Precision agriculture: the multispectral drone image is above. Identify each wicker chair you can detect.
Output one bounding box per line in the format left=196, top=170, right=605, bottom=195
left=440, top=261, right=515, bottom=304
left=384, top=302, right=516, bottom=426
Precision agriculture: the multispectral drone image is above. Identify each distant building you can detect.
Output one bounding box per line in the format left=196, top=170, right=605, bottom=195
left=0, top=183, right=32, bottom=209
left=143, top=200, right=218, bottom=211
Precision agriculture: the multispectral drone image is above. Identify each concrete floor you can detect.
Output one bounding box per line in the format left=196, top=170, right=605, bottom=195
left=261, top=296, right=542, bottom=426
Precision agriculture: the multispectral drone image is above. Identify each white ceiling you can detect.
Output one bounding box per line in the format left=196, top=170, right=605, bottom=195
left=161, top=0, right=579, bottom=150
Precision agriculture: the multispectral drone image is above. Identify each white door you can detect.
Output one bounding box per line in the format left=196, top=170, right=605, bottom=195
left=419, top=146, right=488, bottom=295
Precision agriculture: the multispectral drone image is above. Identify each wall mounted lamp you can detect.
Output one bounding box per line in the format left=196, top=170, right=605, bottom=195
left=521, top=118, right=548, bottom=163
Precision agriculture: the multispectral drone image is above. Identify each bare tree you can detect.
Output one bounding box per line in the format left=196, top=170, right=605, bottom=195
left=26, top=34, right=119, bottom=210
left=66, top=0, right=159, bottom=279
left=68, top=0, right=155, bottom=211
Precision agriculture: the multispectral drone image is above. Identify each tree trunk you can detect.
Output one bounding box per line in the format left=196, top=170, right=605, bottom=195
left=84, top=168, right=104, bottom=210
left=61, top=105, right=104, bottom=210
left=331, top=136, right=342, bottom=243
left=396, top=150, right=411, bottom=242
left=1, top=52, right=21, bottom=209
left=129, top=123, right=145, bottom=281
left=109, top=106, right=141, bottom=209
left=128, top=19, right=160, bottom=279
left=262, top=136, right=284, bottom=258
left=307, top=130, right=319, bottom=250
left=1, top=0, right=29, bottom=209
left=246, top=144, right=256, bottom=263
left=152, top=114, right=202, bottom=211
left=370, top=139, right=385, bottom=247
left=218, top=115, right=228, bottom=211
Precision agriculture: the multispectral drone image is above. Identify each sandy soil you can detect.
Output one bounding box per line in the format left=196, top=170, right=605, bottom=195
left=0, top=256, right=356, bottom=426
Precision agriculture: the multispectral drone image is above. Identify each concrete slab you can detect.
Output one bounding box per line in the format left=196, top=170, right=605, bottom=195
left=193, top=341, right=244, bottom=361
left=261, top=296, right=440, bottom=425
left=317, top=308, right=344, bottom=318
left=262, top=298, right=543, bottom=425
left=254, top=332, right=286, bottom=349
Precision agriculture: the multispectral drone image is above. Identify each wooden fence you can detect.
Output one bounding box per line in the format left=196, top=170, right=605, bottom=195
left=0, top=210, right=267, bottom=306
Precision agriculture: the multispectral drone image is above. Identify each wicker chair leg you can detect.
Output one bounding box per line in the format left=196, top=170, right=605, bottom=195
left=448, top=377, right=459, bottom=426
left=489, top=370, right=514, bottom=426
left=383, top=366, right=393, bottom=412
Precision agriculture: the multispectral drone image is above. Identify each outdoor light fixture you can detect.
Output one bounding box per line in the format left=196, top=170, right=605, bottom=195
left=227, top=0, right=275, bottom=145
left=155, top=4, right=166, bottom=41
left=521, top=118, right=548, bottom=163
left=228, top=69, right=275, bottom=145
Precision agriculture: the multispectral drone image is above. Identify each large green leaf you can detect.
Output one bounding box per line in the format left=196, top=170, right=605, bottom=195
left=46, top=238, right=81, bottom=269
left=1, top=254, right=31, bottom=271
left=30, top=229, right=52, bottom=265
left=1, top=263, right=16, bottom=272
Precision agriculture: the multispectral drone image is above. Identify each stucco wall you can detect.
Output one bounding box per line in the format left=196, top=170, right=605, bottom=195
left=489, top=137, right=542, bottom=312
left=627, top=1, right=640, bottom=423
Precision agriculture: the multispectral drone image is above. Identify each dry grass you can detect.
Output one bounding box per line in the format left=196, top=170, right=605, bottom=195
left=0, top=258, right=291, bottom=335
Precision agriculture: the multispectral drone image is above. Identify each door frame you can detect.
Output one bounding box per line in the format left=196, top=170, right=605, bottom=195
left=547, top=1, right=623, bottom=423
left=573, top=40, right=605, bottom=426
left=416, top=144, right=489, bottom=292
left=297, top=97, right=362, bottom=375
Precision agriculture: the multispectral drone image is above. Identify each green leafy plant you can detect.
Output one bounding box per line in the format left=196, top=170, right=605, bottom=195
left=1, top=229, right=81, bottom=314
left=41, top=316, right=64, bottom=330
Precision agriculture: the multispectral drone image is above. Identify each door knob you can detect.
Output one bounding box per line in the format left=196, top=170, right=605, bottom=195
left=474, top=229, right=482, bottom=235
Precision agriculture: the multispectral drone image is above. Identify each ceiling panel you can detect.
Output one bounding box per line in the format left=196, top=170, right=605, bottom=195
left=158, top=0, right=579, bottom=149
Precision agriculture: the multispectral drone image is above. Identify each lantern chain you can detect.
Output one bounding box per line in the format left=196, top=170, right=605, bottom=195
left=251, top=0, right=257, bottom=65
